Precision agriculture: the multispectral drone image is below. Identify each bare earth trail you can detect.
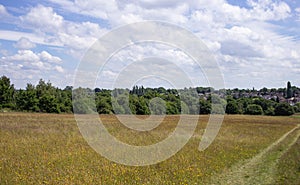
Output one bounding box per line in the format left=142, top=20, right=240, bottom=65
left=209, top=124, right=300, bottom=185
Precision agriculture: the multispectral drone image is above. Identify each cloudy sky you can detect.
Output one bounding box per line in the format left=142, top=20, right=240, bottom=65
left=0, top=0, right=300, bottom=89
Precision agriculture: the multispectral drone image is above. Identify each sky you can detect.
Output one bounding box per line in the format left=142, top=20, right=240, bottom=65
left=0, top=0, right=300, bottom=89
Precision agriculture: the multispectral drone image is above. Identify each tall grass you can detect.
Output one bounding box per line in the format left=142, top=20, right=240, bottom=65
left=0, top=113, right=297, bottom=184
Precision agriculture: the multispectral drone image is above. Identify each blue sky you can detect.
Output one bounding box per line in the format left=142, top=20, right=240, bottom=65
left=0, top=0, right=300, bottom=89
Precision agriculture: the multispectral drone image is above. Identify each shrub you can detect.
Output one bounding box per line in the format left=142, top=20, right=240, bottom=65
left=294, top=103, right=300, bottom=113
left=274, top=103, right=294, bottom=116
left=245, top=104, right=263, bottom=115
left=226, top=101, right=240, bottom=114
left=264, top=106, right=275, bottom=116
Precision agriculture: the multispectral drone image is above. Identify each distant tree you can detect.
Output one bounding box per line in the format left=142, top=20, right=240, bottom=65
left=166, top=101, right=179, bottom=114
left=35, top=79, right=61, bottom=113
left=264, top=106, right=275, bottom=116
left=294, top=103, right=300, bottom=113
left=94, top=87, right=101, bottom=93
left=39, top=94, right=60, bottom=113
left=157, top=87, right=166, bottom=94
left=0, top=76, right=15, bottom=109
left=111, top=93, right=132, bottom=114
left=36, top=79, right=55, bottom=97
left=260, top=87, right=269, bottom=95
left=237, top=98, right=253, bottom=113
left=211, top=104, right=225, bottom=114
left=287, top=81, right=292, bottom=98
left=73, top=98, right=95, bottom=114
left=15, top=84, right=39, bottom=112
left=129, top=95, right=149, bottom=115
left=274, top=103, right=294, bottom=116
left=72, top=87, right=95, bottom=114
left=252, top=97, right=276, bottom=115
left=149, top=97, right=166, bottom=115
left=245, top=104, right=263, bottom=115
left=226, top=101, right=240, bottom=114
left=97, top=98, right=112, bottom=114
left=64, top=86, right=73, bottom=91
left=57, top=89, right=72, bottom=113
left=136, top=97, right=149, bottom=115
left=180, top=101, right=190, bottom=114
left=199, top=99, right=211, bottom=114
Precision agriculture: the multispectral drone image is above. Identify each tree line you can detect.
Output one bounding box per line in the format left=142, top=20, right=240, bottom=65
left=0, top=75, right=298, bottom=116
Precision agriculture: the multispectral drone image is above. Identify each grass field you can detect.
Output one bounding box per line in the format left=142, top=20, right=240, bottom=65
left=1, top=113, right=299, bottom=184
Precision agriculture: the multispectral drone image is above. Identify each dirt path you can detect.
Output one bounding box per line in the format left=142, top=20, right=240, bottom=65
left=209, top=124, right=300, bottom=185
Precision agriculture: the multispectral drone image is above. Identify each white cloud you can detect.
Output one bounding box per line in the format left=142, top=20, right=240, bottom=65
left=54, top=65, right=64, bottom=73
left=6, top=50, right=39, bottom=62
left=49, top=0, right=118, bottom=19
left=38, top=51, right=62, bottom=64
left=17, top=5, right=108, bottom=56
left=14, top=37, right=36, bottom=49
left=20, top=5, right=63, bottom=32
left=0, top=4, right=9, bottom=16
left=0, top=49, right=68, bottom=88
left=1, top=50, right=63, bottom=72
left=0, top=30, right=63, bottom=47
left=247, top=0, right=291, bottom=20
left=130, top=0, right=183, bottom=9
left=1, top=1, right=300, bottom=88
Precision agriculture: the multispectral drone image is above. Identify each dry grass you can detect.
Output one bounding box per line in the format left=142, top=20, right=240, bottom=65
left=0, top=113, right=298, bottom=184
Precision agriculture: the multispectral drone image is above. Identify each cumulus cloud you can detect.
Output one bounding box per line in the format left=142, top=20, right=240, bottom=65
left=38, top=51, right=62, bottom=64
left=54, top=65, right=64, bottom=73
left=0, top=4, right=9, bottom=16
left=18, top=4, right=107, bottom=55
left=49, top=0, right=118, bottom=20
left=1, top=1, right=300, bottom=88
left=20, top=5, right=63, bottom=32
left=0, top=49, right=68, bottom=88
left=1, top=50, right=63, bottom=72
left=14, top=37, right=36, bottom=49
left=93, top=42, right=208, bottom=89
left=247, top=0, right=291, bottom=20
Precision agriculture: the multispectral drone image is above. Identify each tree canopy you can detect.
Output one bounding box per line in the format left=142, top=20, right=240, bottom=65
left=0, top=76, right=298, bottom=116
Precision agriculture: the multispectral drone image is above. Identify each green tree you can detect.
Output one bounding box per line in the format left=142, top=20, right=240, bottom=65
left=294, top=103, right=300, bottom=113
left=0, top=76, right=15, bottom=109
left=199, top=99, right=211, bottom=114
left=245, top=104, right=263, bottom=115
left=58, top=88, right=73, bottom=113
left=35, top=79, right=61, bottom=113
left=166, top=101, right=179, bottom=114
left=180, top=101, right=190, bottom=114
left=97, top=98, right=112, bottom=114
left=264, top=106, right=275, bottom=116
left=274, top=103, right=294, bottom=116
left=136, top=97, right=149, bottom=115
left=237, top=98, right=253, bottom=114
left=211, top=104, right=225, bottom=114
left=226, top=101, right=240, bottom=114
left=72, top=87, right=96, bottom=114
left=114, top=94, right=131, bottom=114
left=15, top=84, right=39, bottom=112
left=149, top=97, right=166, bottom=115
left=129, top=95, right=149, bottom=115
left=39, top=94, right=60, bottom=113
left=36, top=79, right=56, bottom=97
left=287, top=81, right=292, bottom=99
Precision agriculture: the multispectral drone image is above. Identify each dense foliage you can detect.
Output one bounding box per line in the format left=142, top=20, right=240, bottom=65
left=0, top=75, right=298, bottom=116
